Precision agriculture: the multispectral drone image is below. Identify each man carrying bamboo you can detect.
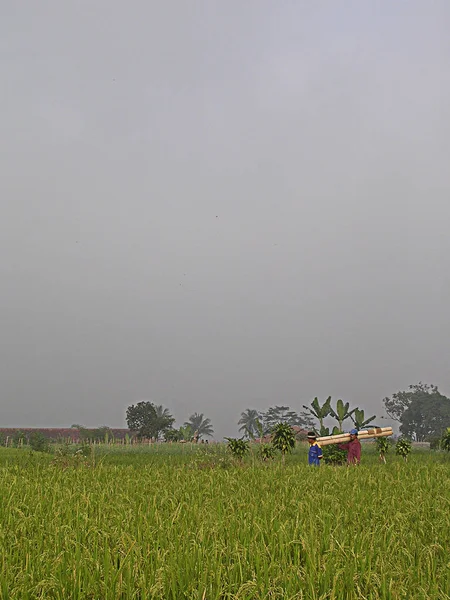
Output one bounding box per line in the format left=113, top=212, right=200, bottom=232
left=338, top=429, right=361, bottom=465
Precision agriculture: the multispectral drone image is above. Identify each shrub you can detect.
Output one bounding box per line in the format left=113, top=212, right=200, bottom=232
left=396, top=438, right=412, bottom=462
left=258, top=444, right=276, bottom=462
left=225, top=438, right=249, bottom=462
left=29, top=431, right=51, bottom=453
left=322, top=445, right=347, bottom=466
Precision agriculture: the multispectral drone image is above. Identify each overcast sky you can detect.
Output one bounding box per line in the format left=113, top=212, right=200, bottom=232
left=1, top=1, right=449, bottom=439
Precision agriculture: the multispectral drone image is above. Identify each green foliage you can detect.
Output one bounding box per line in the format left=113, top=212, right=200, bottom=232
left=29, top=431, right=51, bottom=453
left=322, top=444, right=347, bottom=466
left=225, top=438, right=249, bottom=461
left=329, top=399, right=355, bottom=430
left=238, top=409, right=262, bottom=439
left=184, top=413, right=214, bottom=439
left=303, top=396, right=332, bottom=429
left=257, top=443, right=276, bottom=461
left=1, top=448, right=448, bottom=597
left=262, top=406, right=314, bottom=432
left=126, top=401, right=175, bottom=440
left=271, top=423, right=295, bottom=461
left=351, top=408, right=377, bottom=430
left=375, top=436, right=390, bottom=455
left=441, top=428, right=450, bottom=451
left=400, top=392, right=450, bottom=442
left=396, top=438, right=412, bottom=461
left=12, top=430, right=26, bottom=447
left=383, top=382, right=438, bottom=422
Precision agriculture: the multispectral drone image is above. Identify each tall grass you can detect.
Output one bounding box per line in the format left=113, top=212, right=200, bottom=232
left=0, top=446, right=448, bottom=599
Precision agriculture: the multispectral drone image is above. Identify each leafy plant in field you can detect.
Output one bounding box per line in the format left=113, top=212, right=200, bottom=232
left=441, top=428, right=450, bottom=451
left=271, top=423, right=295, bottom=463
left=396, top=438, right=412, bottom=462
left=29, top=431, right=50, bottom=453
left=258, top=444, right=276, bottom=462
left=225, top=438, right=249, bottom=462
left=322, top=444, right=347, bottom=466
left=376, top=436, right=390, bottom=463
left=12, top=430, right=26, bottom=447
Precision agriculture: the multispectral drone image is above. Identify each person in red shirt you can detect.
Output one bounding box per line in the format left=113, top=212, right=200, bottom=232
left=339, top=429, right=361, bottom=465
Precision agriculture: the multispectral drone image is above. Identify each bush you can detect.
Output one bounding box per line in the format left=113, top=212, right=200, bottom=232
left=396, top=438, right=412, bottom=461
left=322, top=445, right=347, bottom=466
left=258, top=444, right=276, bottom=462
left=225, top=438, right=249, bottom=461
left=29, top=431, right=51, bottom=453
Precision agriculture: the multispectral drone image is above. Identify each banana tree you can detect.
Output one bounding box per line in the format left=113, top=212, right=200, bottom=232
left=329, top=399, right=355, bottom=432
left=302, top=397, right=333, bottom=435
left=350, top=408, right=377, bottom=430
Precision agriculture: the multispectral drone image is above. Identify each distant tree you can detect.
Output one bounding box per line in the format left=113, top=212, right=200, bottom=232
left=184, top=413, right=213, bottom=439
left=262, top=405, right=313, bottom=432
left=383, top=382, right=439, bottom=423
left=238, top=409, right=262, bottom=439
left=400, top=393, right=450, bottom=442
left=126, top=401, right=175, bottom=440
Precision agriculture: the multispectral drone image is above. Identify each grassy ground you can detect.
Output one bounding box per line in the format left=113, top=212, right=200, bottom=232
left=0, top=444, right=449, bottom=599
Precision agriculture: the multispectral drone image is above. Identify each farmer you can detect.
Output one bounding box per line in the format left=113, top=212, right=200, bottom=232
left=339, top=428, right=361, bottom=465
left=307, top=432, right=323, bottom=466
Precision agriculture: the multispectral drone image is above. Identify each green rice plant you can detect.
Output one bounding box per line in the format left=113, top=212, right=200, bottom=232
left=0, top=444, right=449, bottom=599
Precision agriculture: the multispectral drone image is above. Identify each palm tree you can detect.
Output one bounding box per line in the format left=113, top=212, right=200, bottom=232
left=238, top=409, right=262, bottom=439
left=155, top=405, right=173, bottom=420
left=184, top=413, right=214, bottom=439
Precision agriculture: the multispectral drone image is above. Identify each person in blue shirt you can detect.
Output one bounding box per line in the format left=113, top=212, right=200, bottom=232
left=307, top=431, right=323, bottom=466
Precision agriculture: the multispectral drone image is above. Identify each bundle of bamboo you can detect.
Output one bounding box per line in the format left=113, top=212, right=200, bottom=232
left=316, top=427, right=393, bottom=446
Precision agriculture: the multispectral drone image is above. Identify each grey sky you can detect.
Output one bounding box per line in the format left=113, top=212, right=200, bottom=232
left=1, top=1, right=450, bottom=439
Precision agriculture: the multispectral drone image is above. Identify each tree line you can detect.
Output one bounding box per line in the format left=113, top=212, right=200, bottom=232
left=80, top=382, right=450, bottom=445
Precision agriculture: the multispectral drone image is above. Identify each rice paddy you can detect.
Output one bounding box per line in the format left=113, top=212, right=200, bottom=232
left=0, top=445, right=449, bottom=599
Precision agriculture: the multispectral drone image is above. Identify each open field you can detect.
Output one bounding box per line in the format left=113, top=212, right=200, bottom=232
left=0, top=445, right=449, bottom=599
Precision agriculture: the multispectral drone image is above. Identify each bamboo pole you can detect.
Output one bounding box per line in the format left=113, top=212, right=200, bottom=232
left=316, top=427, right=393, bottom=446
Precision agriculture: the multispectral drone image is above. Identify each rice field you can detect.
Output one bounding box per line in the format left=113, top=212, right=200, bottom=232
left=0, top=444, right=449, bottom=599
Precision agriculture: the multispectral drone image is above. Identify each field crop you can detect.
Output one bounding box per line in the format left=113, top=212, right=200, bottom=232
left=0, top=445, right=449, bottom=599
